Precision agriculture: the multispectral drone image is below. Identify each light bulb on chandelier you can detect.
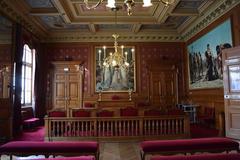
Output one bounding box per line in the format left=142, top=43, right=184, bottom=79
left=102, top=34, right=130, bottom=68
left=84, top=0, right=175, bottom=16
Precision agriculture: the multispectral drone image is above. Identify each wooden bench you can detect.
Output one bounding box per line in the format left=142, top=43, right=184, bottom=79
left=140, top=137, right=239, bottom=160
left=0, top=141, right=99, bottom=160
left=150, top=153, right=240, bottom=160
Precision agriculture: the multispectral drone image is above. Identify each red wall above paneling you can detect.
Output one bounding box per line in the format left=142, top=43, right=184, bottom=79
left=44, top=42, right=185, bottom=102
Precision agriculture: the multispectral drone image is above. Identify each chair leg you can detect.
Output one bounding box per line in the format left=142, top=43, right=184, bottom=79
left=140, top=151, right=145, bottom=160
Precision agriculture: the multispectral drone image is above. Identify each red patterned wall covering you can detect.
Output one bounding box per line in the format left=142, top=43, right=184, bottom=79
left=0, top=44, right=11, bottom=98
left=45, top=45, right=91, bottom=94
left=138, top=43, right=185, bottom=98
left=44, top=42, right=185, bottom=102
left=0, top=44, right=11, bottom=62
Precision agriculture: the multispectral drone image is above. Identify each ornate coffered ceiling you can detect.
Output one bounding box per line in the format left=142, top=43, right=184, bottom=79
left=0, top=0, right=239, bottom=42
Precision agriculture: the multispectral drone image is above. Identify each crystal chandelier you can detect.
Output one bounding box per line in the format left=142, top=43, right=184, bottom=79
left=103, top=34, right=129, bottom=67
left=102, top=7, right=130, bottom=68
left=84, top=0, right=175, bottom=16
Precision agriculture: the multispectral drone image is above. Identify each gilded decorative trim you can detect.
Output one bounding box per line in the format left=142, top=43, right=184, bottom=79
left=182, top=0, right=240, bottom=41
left=44, top=33, right=183, bottom=43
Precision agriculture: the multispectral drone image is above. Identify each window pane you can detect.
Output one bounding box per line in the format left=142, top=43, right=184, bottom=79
left=26, top=50, right=32, bottom=64
left=26, top=66, right=32, bottom=79
left=25, top=91, right=31, bottom=104
left=25, top=79, right=32, bottom=92
left=21, top=44, right=34, bottom=106
left=22, top=45, right=27, bottom=62
left=22, top=66, right=25, bottom=79
left=21, top=92, right=24, bottom=104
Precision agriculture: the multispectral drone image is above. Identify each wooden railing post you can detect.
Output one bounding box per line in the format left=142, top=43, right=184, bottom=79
left=184, top=115, right=190, bottom=137
left=140, top=117, right=143, bottom=137
left=45, top=115, right=190, bottom=141
left=44, top=116, right=50, bottom=141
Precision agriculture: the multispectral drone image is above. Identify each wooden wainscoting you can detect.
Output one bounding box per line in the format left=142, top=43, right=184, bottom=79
left=189, top=88, right=224, bottom=134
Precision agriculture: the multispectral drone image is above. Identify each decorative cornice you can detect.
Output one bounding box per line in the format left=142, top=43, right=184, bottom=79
left=181, top=0, right=240, bottom=41
left=44, top=32, right=183, bottom=43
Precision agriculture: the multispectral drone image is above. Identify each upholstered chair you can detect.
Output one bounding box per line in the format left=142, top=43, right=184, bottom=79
left=167, top=108, right=185, bottom=115
left=198, top=107, right=215, bottom=127
left=144, top=109, right=165, bottom=116
left=120, top=107, right=138, bottom=117
left=97, top=110, right=114, bottom=117
left=48, top=110, right=66, bottom=117
left=72, top=110, right=91, bottom=117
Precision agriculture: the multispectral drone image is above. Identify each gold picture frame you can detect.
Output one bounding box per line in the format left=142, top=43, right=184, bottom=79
left=94, top=46, right=136, bottom=92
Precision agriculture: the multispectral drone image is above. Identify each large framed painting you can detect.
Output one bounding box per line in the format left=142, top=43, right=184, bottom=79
left=187, top=19, right=233, bottom=90
left=94, top=46, right=136, bottom=92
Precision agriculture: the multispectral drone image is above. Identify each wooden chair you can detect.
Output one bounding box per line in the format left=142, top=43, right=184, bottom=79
left=144, top=109, right=166, bottom=116
left=198, top=107, right=215, bottom=127
left=120, top=107, right=138, bottom=117
left=48, top=110, right=66, bottom=117
left=97, top=110, right=114, bottom=117
left=72, top=110, right=91, bottom=117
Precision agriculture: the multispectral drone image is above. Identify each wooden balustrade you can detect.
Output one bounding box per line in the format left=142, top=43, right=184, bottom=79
left=45, top=115, right=190, bottom=141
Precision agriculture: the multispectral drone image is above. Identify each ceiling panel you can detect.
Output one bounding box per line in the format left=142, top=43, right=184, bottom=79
left=16, top=0, right=220, bottom=41
left=25, top=0, right=54, bottom=8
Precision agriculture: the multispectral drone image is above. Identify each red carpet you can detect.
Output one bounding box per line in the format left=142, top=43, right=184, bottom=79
left=13, top=124, right=219, bottom=141
left=190, top=124, right=219, bottom=138
left=14, top=126, right=44, bottom=141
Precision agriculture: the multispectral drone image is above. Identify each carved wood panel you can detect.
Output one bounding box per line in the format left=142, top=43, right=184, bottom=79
left=148, top=62, right=178, bottom=109
left=52, top=61, right=83, bottom=114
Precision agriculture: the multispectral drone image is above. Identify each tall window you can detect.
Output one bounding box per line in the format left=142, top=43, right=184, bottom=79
left=21, top=44, right=35, bottom=106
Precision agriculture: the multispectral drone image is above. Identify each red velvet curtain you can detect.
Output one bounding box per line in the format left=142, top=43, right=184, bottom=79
left=21, top=29, right=47, bottom=120
left=12, top=23, right=47, bottom=134
left=34, top=45, right=47, bottom=119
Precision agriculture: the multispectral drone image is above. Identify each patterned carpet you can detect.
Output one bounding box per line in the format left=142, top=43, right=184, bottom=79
left=1, top=142, right=143, bottom=160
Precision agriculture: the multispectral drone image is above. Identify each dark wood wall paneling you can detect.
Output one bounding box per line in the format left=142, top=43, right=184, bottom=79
left=0, top=44, right=11, bottom=98
left=186, top=4, right=240, bottom=130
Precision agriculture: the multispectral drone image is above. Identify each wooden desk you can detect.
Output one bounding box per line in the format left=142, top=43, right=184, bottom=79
left=177, top=104, right=200, bottom=123
left=97, top=100, right=135, bottom=108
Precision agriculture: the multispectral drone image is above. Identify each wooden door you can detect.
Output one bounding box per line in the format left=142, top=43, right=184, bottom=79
left=149, top=63, right=178, bottom=109
left=54, top=72, right=66, bottom=109
left=223, top=46, right=240, bottom=139
left=52, top=61, right=83, bottom=113
left=67, top=73, right=81, bottom=108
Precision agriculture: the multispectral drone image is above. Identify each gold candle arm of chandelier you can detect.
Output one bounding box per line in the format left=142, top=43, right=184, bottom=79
left=161, top=0, right=175, bottom=6
left=103, top=34, right=130, bottom=67
left=83, top=0, right=104, bottom=9
left=84, top=0, right=175, bottom=15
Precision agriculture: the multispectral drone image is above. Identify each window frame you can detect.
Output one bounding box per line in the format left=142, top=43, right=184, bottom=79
left=21, top=44, right=35, bottom=106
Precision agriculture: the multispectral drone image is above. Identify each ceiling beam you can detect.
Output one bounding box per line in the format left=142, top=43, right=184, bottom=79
left=88, top=23, right=96, bottom=33
left=169, top=12, right=199, bottom=16
left=29, top=8, right=60, bottom=16
left=131, top=24, right=142, bottom=33
left=155, top=0, right=180, bottom=23
left=52, top=0, right=72, bottom=23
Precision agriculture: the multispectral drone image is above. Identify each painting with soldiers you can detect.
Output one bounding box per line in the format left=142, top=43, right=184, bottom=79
left=188, top=19, right=232, bottom=89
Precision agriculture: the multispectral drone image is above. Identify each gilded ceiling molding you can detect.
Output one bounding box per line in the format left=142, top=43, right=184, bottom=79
left=181, top=0, right=240, bottom=41
left=44, top=33, right=183, bottom=43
